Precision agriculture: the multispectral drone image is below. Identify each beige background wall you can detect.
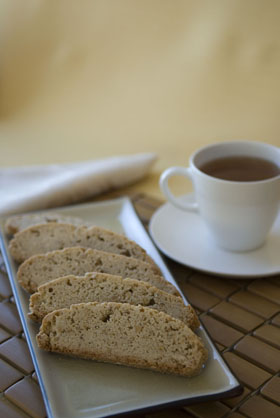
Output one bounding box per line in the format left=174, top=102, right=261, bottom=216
left=1, top=0, right=280, bottom=197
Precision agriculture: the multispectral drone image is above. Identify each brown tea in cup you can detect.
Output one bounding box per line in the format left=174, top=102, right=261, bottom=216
left=199, top=156, right=280, bottom=182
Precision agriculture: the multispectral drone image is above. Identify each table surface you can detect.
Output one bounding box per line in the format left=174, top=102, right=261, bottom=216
left=0, top=192, right=279, bottom=418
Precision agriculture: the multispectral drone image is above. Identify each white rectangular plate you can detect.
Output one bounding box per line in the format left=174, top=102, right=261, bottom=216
left=0, top=197, right=242, bottom=418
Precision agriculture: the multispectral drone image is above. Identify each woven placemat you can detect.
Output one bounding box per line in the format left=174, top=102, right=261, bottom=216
left=0, top=194, right=279, bottom=418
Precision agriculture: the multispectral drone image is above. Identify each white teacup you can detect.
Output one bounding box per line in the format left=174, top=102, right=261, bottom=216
left=160, top=141, right=280, bottom=252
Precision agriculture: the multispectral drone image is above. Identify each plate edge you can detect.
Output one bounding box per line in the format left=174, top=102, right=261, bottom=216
left=0, top=235, right=54, bottom=418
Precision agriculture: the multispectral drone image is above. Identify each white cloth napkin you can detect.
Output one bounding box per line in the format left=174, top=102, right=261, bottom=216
left=0, top=153, right=157, bottom=216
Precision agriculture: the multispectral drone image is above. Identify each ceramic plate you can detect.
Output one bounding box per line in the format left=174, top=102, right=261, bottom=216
left=149, top=194, right=280, bottom=278
left=0, top=198, right=242, bottom=418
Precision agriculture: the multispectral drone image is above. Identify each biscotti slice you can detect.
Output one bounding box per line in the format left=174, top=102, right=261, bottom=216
left=9, top=222, right=157, bottom=267
left=17, top=247, right=179, bottom=296
left=29, top=272, right=199, bottom=329
left=4, top=213, right=90, bottom=235
left=37, top=302, right=207, bottom=377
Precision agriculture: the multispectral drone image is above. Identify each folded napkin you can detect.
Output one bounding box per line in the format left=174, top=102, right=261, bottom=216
left=0, top=153, right=157, bottom=216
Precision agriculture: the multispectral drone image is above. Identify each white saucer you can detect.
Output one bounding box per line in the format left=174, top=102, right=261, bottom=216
left=149, top=194, right=280, bottom=278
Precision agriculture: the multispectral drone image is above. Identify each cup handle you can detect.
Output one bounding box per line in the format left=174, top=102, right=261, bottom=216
left=160, top=166, right=199, bottom=212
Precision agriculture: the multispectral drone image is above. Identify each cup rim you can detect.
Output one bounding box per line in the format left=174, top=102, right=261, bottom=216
left=190, top=140, right=280, bottom=185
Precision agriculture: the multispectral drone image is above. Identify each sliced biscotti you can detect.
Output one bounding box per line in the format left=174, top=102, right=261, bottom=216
left=36, top=302, right=207, bottom=377
left=9, top=222, right=156, bottom=266
left=29, top=272, right=199, bottom=329
left=4, top=213, right=90, bottom=235
left=17, top=247, right=179, bottom=296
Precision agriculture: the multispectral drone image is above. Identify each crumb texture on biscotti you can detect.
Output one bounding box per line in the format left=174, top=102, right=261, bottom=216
left=4, top=213, right=90, bottom=235
left=8, top=222, right=157, bottom=267
left=37, top=302, right=207, bottom=377
left=29, top=272, right=199, bottom=329
left=17, top=247, right=180, bottom=296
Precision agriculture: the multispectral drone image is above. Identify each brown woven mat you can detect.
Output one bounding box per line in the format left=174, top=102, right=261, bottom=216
left=0, top=194, right=279, bottom=418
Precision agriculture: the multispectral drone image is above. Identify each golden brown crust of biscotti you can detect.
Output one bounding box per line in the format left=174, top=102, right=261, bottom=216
left=17, top=247, right=180, bottom=296
left=28, top=272, right=199, bottom=329
left=9, top=222, right=157, bottom=267
left=36, top=302, right=207, bottom=377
